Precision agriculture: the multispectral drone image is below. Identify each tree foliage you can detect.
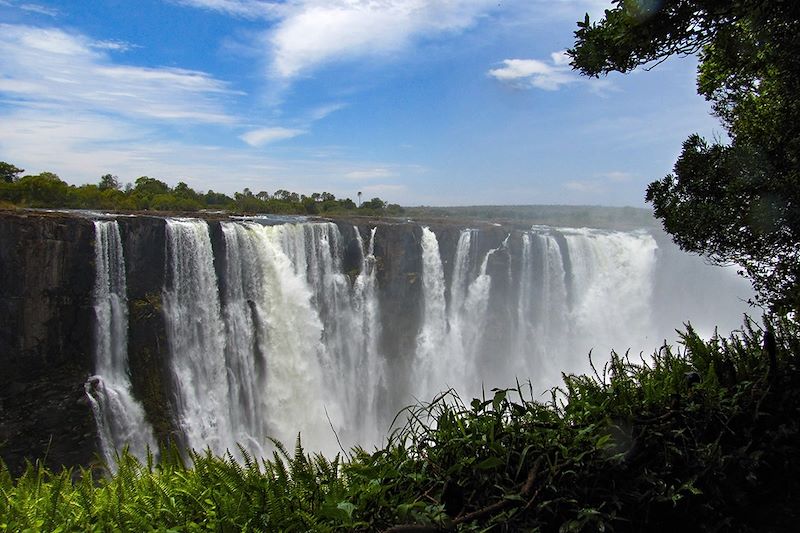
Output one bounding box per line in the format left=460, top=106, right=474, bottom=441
left=570, top=0, right=800, bottom=311
left=0, top=161, right=24, bottom=183
left=0, top=164, right=401, bottom=217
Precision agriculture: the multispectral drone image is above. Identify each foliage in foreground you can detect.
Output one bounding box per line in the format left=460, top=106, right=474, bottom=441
left=2, top=317, right=799, bottom=532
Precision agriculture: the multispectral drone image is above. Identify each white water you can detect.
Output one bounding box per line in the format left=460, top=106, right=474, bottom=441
left=162, top=220, right=388, bottom=457
left=414, top=226, right=698, bottom=400
left=100, top=218, right=751, bottom=460
left=85, top=220, right=156, bottom=468
left=163, top=218, right=234, bottom=455
left=413, top=228, right=506, bottom=400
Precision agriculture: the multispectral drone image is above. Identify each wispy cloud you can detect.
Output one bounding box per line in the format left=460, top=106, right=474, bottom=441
left=263, top=0, right=497, bottom=79
left=344, top=167, right=392, bottom=180
left=488, top=51, right=578, bottom=91
left=240, top=126, right=306, bottom=146
left=172, top=0, right=283, bottom=19
left=0, top=24, right=238, bottom=123
left=178, top=1, right=498, bottom=79
left=0, top=0, right=59, bottom=17
left=308, top=102, right=347, bottom=121
left=564, top=180, right=605, bottom=194
left=90, top=39, right=139, bottom=52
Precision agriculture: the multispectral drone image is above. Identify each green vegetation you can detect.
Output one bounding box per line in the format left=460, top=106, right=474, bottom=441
left=570, top=0, right=800, bottom=312
left=2, top=317, right=798, bottom=531
left=0, top=166, right=403, bottom=217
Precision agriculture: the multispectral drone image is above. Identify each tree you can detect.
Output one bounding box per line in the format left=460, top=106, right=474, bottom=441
left=173, top=181, right=200, bottom=201
left=0, top=162, right=24, bottom=183
left=570, top=0, right=800, bottom=311
left=15, top=172, right=70, bottom=206
left=98, top=174, right=120, bottom=191
left=360, top=197, right=387, bottom=210
left=133, top=176, right=170, bottom=196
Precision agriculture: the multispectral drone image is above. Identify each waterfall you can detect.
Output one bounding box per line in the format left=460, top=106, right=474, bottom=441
left=561, top=228, right=657, bottom=360
left=163, top=218, right=234, bottom=455
left=414, top=228, right=504, bottom=399
left=415, top=226, right=661, bottom=398
left=218, top=221, right=336, bottom=455
left=85, top=220, right=156, bottom=468
left=352, top=226, right=386, bottom=444
left=92, top=216, right=750, bottom=460
left=162, top=219, right=388, bottom=456
left=414, top=227, right=449, bottom=399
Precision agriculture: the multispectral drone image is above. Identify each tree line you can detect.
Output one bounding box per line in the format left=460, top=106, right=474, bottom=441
left=0, top=162, right=403, bottom=216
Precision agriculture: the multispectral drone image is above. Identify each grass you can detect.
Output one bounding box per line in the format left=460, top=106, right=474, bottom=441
left=2, top=316, right=799, bottom=532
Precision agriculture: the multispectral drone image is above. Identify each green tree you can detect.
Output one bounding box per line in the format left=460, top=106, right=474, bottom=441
left=360, top=197, right=386, bottom=210
left=173, top=181, right=200, bottom=201
left=205, top=190, right=233, bottom=206
left=0, top=162, right=24, bottom=183
left=133, top=176, right=170, bottom=196
left=15, top=172, right=70, bottom=206
left=571, top=0, right=800, bottom=311
left=98, top=174, right=120, bottom=191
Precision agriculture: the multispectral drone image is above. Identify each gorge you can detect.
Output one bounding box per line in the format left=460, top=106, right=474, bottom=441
left=0, top=210, right=752, bottom=473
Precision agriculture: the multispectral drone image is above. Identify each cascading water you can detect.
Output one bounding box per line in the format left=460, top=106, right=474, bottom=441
left=414, top=228, right=507, bottom=399
left=351, top=226, right=386, bottom=444
left=85, top=220, right=156, bottom=468
left=561, top=228, right=657, bottom=360
left=96, top=216, right=750, bottom=461
left=415, top=226, right=667, bottom=399
left=414, top=227, right=449, bottom=400
left=218, top=221, right=333, bottom=455
left=162, top=219, right=388, bottom=457
left=163, top=218, right=234, bottom=455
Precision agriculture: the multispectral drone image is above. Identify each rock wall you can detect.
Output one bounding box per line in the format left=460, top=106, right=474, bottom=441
left=0, top=211, right=97, bottom=474
left=0, top=210, right=539, bottom=473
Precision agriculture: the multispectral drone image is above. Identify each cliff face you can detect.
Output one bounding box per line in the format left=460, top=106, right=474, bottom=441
left=0, top=211, right=97, bottom=474
left=0, top=210, right=523, bottom=473
left=0, top=212, right=174, bottom=473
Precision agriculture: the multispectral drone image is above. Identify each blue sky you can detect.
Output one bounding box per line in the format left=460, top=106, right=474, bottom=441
left=0, top=0, right=724, bottom=206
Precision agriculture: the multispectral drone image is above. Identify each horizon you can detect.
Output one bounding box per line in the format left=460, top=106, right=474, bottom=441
left=0, top=1, right=724, bottom=207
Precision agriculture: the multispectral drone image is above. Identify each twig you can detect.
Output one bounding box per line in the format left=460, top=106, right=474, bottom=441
left=324, top=406, right=348, bottom=458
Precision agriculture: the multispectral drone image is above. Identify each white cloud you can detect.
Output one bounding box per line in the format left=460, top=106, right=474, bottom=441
left=308, top=102, right=347, bottom=121
left=344, top=167, right=392, bottom=180
left=0, top=24, right=238, bottom=123
left=90, top=39, right=138, bottom=52
left=564, top=170, right=638, bottom=196
left=173, top=0, right=283, bottom=19
left=0, top=1, right=59, bottom=17
left=240, top=127, right=306, bottom=146
left=267, top=0, right=497, bottom=79
left=488, top=51, right=578, bottom=91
